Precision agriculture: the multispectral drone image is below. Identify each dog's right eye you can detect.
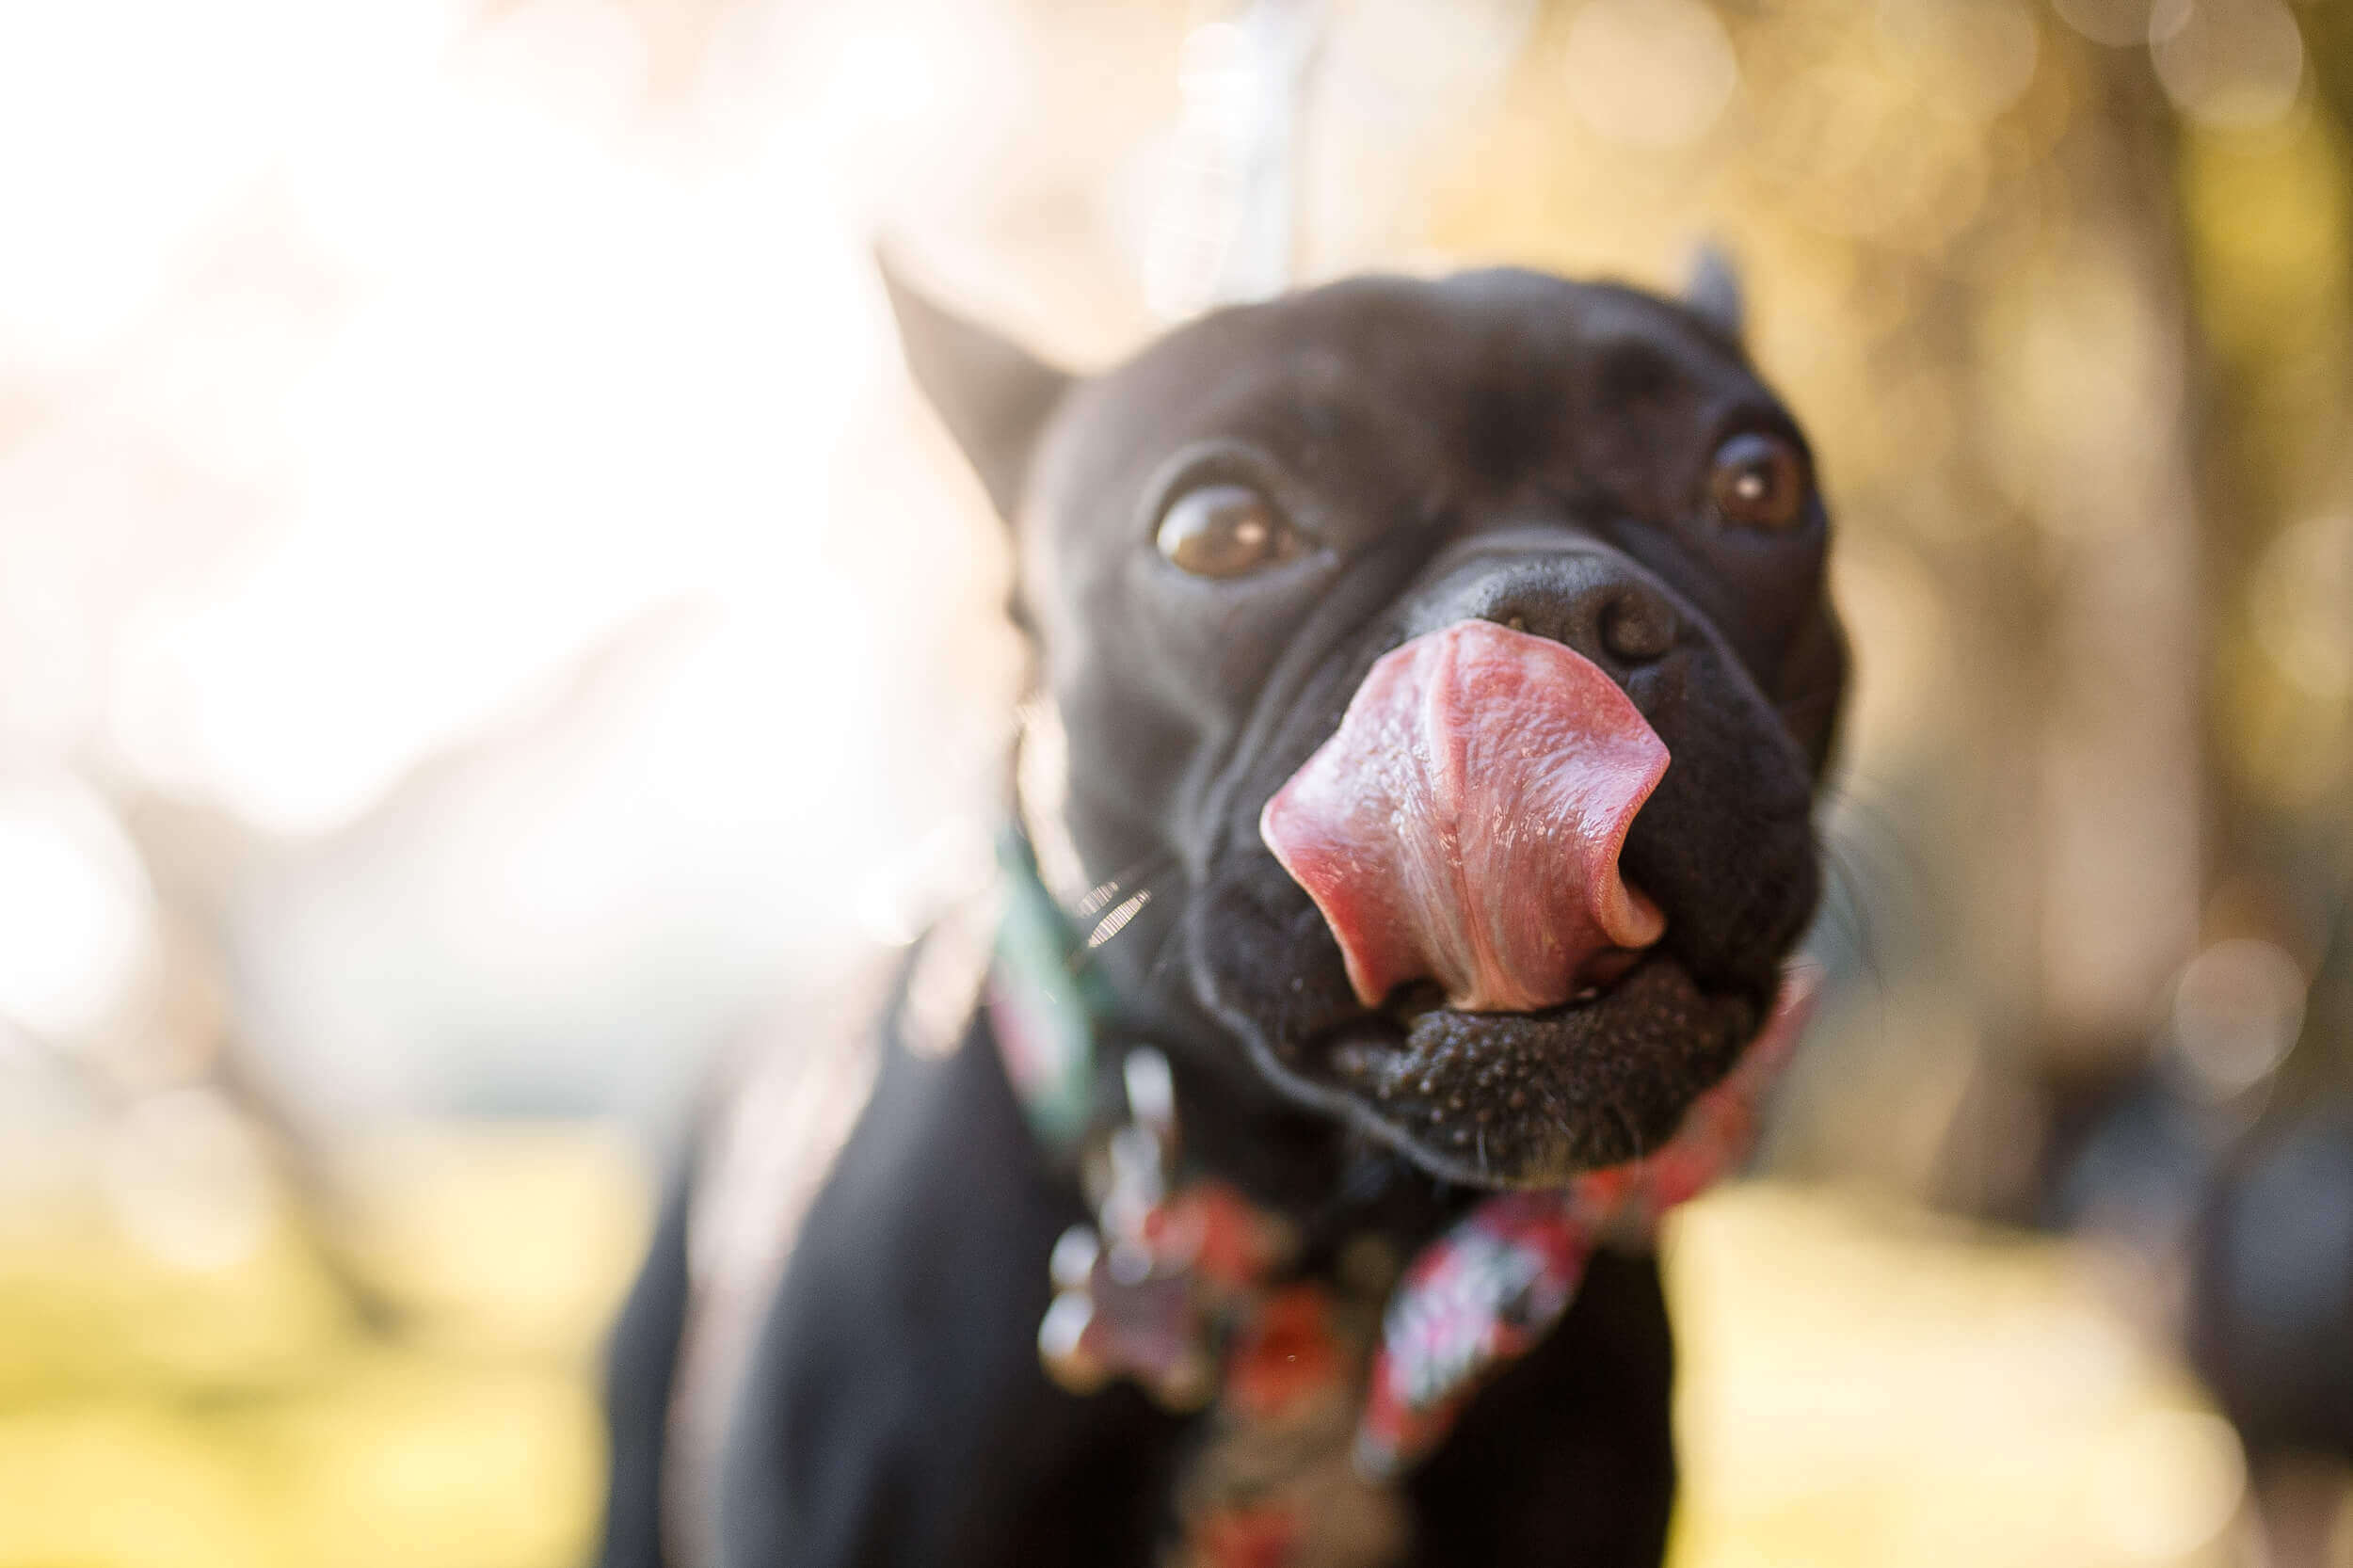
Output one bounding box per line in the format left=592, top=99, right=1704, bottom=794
left=1155, top=484, right=1303, bottom=577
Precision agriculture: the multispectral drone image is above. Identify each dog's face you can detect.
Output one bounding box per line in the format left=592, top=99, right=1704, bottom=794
left=888, top=264, right=1845, bottom=1189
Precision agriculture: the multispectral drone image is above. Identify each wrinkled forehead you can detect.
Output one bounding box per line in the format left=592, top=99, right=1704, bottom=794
left=1027, top=270, right=1772, bottom=531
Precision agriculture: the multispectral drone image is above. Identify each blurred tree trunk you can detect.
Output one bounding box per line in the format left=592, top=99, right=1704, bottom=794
left=2026, top=45, right=2205, bottom=1068
left=2175, top=10, right=2353, bottom=1105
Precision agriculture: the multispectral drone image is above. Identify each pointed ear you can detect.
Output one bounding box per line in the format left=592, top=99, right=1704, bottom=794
left=876, top=249, right=1071, bottom=521
left=1680, top=241, right=1745, bottom=342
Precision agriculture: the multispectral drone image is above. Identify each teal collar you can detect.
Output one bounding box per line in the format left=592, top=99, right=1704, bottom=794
left=987, top=828, right=1120, bottom=1153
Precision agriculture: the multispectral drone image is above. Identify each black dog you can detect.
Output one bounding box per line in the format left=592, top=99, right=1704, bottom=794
left=596, top=259, right=1846, bottom=1568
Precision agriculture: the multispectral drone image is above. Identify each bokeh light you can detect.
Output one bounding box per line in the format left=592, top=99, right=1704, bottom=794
left=0, top=779, right=154, bottom=1040
left=1560, top=0, right=1739, bottom=150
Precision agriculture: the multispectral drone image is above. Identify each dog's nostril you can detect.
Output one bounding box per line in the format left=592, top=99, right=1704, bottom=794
left=1600, top=590, right=1677, bottom=664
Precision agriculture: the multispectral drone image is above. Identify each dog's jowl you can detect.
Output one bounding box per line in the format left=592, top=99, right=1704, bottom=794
left=596, top=263, right=1847, bottom=1568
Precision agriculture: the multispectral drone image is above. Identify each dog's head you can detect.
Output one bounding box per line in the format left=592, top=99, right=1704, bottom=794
left=887, top=262, right=1845, bottom=1190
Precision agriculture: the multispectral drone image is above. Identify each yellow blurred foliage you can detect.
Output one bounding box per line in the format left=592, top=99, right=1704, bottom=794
left=1669, top=1185, right=2251, bottom=1568
left=0, top=1124, right=643, bottom=1568
left=0, top=1133, right=2252, bottom=1568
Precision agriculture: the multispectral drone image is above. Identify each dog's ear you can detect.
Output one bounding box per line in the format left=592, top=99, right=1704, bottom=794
left=877, top=250, right=1070, bottom=522
left=1680, top=241, right=1744, bottom=342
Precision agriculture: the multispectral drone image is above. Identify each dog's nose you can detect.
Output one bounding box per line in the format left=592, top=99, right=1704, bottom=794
left=1489, top=577, right=1680, bottom=672
left=1413, top=546, right=1686, bottom=683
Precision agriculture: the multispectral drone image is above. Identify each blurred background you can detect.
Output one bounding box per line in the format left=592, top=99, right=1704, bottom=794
left=1, top=0, right=2348, bottom=1563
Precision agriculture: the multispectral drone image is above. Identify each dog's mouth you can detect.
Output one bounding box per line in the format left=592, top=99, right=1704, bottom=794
left=1185, top=616, right=1793, bottom=1188
left=1185, top=884, right=1769, bottom=1187
left=1259, top=619, right=1669, bottom=1017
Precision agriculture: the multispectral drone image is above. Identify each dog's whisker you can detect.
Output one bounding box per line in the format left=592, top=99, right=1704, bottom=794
left=1084, top=888, right=1152, bottom=949
left=1134, top=902, right=1199, bottom=1007
left=1127, top=870, right=1199, bottom=985
left=1612, top=1099, right=1648, bottom=1164
left=1818, top=790, right=1929, bottom=976
left=1820, top=842, right=1882, bottom=989
left=1062, top=856, right=1193, bottom=987
left=1824, top=782, right=1933, bottom=888
left=1816, top=783, right=1916, bottom=1056
left=1072, top=847, right=1177, bottom=920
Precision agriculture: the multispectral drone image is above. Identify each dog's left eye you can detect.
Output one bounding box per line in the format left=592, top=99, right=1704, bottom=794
left=1706, top=432, right=1810, bottom=531
left=1155, top=484, right=1304, bottom=577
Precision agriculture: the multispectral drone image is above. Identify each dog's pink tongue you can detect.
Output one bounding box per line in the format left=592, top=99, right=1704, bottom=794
left=1260, top=620, right=1669, bottom=1014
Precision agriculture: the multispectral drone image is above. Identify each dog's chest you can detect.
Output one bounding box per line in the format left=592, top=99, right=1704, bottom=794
left=661, top=962, right=894, bottom=1568
left=663, top=893, right=1782, bottom=1568
left=660, top=926, right=1417, bottom=1568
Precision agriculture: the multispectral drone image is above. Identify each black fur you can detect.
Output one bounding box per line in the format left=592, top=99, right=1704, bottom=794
left=596, top=261, right=1846, bottom=1565
left=596, top=1174, right=690, bottom=1568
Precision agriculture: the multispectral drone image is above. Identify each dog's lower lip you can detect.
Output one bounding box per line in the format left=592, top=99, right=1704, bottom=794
left=1316, top=956, right=1654, bottom=1089
left=1269, top=950, right=1771, bottom=1187
left=1374, top=949, right=1641, bottom=1032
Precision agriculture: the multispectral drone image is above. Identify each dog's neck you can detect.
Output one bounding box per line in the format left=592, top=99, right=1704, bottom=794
left=990, top=822, right=1474, bottom=1251
left=1012, top=712, right=1464, bottom=1240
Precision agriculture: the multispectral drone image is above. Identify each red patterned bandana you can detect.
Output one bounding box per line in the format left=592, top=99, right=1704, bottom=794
left=1354, top=975, right=1811, bottom=1479
left=994, top=892, right=1819, bottom=1567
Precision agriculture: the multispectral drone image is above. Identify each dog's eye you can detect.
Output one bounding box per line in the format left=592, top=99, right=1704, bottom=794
left=1706, top=432, right=1809, bottom=531
left=1155, top=484, right=1302, bottom=577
